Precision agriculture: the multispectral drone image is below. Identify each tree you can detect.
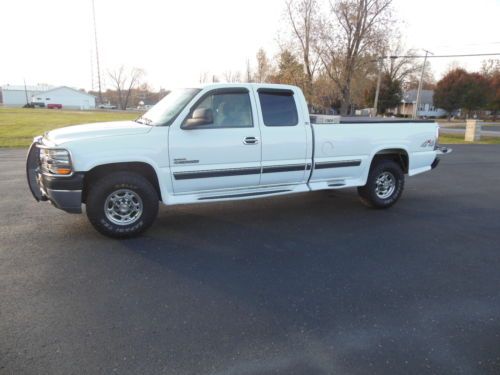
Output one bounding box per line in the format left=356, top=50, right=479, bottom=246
left=107, top=66, right=145, bottom=110
left=481, top=59, right=500, bottom=119
left=490, top=72, right=500, bottom=120
left=269, top=49, right=306, bottom=87
left=434, top=68, right=490, bottom=118
left=222, top=70, right=242, bottom=83
left=481, top=59, right=500, bottom=77
left=285, top=0, right=322, bottom=102
left=365, top=72, right=402, bottom=114
left=320, top=0, right=393, bottom=115
left=462, top=72, right=491, bottom=116
left=381, top=37, right=426, bottom=89
left=254, top=48, right=272, bottom=83
left=434, top=69, right=469, bottom=117
left=199, top=71, right=210, bottom=84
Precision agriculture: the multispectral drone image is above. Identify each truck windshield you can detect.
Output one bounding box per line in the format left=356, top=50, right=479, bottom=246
left=136, top=88, right=201, bottom=126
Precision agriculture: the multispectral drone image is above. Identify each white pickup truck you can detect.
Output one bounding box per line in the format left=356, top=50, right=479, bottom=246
left=27, top=83, right=451, bottom=238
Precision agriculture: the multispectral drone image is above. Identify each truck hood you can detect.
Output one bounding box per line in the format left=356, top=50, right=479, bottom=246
left=45, top=121, right=152, bottom=145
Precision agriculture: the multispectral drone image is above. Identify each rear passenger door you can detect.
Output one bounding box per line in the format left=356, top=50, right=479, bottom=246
left=256, top=88, right=310, bottom=186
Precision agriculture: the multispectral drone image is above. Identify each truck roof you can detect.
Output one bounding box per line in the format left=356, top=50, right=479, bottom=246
left=193, top=82, right=299, bottom=91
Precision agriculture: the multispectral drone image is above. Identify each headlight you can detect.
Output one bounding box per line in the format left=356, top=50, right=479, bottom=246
left=39, top=148, right=73, bottom=176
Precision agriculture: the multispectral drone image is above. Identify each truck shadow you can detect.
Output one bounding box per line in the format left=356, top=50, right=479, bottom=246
left=120, top=189, right=414, bottom=328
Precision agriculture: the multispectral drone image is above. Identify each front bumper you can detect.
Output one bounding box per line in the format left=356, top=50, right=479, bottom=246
left=26, top=138, right=83, bottom=214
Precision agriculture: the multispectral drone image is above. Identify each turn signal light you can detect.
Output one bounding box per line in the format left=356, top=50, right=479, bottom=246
left=55, top=168, right=72, bottom=175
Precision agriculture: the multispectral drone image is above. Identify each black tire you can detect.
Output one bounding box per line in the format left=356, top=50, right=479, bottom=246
left=86, top=172, right=159, bottom=238
left=358, top=159, right=405, bottom=209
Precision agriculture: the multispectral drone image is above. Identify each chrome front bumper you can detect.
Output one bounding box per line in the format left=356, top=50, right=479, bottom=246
left=26, top=138, right=83, bottom=214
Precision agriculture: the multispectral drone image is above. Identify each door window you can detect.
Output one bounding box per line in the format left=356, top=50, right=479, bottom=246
left=183, top=90, right=253, bottom=128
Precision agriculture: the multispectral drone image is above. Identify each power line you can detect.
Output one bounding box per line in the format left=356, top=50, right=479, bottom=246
left=432, top=41, right=500, bottom=49
left=382, top=52, right=500, bottom=59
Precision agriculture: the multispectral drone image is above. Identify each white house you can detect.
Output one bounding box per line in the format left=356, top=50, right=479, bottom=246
left=1, top=84, right=53, bottom=107
left=31, top=86, right=96, bottom=110
left=392, top=90, right=448, bottom=118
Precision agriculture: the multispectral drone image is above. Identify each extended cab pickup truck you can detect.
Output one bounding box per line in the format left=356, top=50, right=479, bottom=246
left=27, top=83, right=451, bottom=238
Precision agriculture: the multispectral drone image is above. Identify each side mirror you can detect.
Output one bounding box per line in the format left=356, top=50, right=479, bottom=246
left=185, top=108, right=213, bottom=128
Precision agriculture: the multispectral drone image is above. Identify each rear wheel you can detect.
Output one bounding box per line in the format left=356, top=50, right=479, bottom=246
left=86, top=172, right=159, bottom=238
left=358, top=159, right=405, bottom=209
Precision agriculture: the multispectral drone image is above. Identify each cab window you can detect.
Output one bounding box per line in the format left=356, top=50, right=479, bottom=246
left=258, top=90, right=298, bottom=127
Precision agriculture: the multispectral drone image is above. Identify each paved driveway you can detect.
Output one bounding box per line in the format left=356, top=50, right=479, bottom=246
left=1, top=146, right=500, bottom=374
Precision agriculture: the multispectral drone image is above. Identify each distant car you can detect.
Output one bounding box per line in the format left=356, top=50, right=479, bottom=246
left=98, top=104, right=117, bottom=109
left=47, top=104, right=62, bottom=109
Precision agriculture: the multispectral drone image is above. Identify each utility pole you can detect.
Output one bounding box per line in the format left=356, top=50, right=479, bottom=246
left=90, top=49, right=95, bottom=91
left=414, top=49, right=433, bottom=119
left=23, top=79, right=29, bottom=106
left=373, top=57, right=383, bottom=117
left=91, top=0, right=103, bottom=104
left=246, top=58, right=252, bottom=83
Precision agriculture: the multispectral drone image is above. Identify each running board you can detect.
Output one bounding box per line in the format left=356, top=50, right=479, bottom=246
left=198, top=189, right=291, bottom=201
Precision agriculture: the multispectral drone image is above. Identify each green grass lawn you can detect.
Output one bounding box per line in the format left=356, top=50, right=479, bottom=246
left=439, top=134, right=500, bottom=144
left=0, top=107, right=139, bottom=148
left=1, top=107, right=499, bottom=148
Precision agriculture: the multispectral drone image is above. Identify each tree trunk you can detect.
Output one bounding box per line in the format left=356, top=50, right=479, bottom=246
left=340, top=85, right=351, bottom=116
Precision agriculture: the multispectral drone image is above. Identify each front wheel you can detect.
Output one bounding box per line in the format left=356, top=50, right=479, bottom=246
left=358, top=159, right=405, bottom=209
left=86, top=172, right=159, bottom=238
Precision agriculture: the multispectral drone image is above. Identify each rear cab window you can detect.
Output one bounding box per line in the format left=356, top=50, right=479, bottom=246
left=258, top=89, right=299, bottom=127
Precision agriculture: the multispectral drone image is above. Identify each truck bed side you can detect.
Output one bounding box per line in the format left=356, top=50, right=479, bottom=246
left=308, top=121, right=439, bottom=190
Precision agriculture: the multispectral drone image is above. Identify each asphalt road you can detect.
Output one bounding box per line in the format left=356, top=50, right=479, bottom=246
left=1, top=146, right=500, bottom=375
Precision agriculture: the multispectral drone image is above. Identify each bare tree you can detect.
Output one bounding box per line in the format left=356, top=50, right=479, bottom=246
left=285, top=0, right=322, bottom=101
left=199, top=71, right=210, bottom=84
left=108, top=66, right=145, bottom=110
left=222, top=70, right=242, bottom=83
left=381, top=38, right=421, bottom=84
left=481, top=59, right=500, bottom=77
left=320, top=0, right=393, bottom=115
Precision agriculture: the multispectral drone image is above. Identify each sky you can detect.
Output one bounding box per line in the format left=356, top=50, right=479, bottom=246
left=1, top=0, right=499, bottom=91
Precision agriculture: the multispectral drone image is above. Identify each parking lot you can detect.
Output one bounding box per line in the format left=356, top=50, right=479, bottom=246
left=1, top=145, right=500, bottom=374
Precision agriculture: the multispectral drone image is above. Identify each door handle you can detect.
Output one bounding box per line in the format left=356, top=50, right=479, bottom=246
left=243, top=136, right=259, bottom=145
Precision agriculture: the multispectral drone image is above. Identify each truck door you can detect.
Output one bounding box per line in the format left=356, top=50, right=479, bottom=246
left=168, top=88, right=262, bottom=194
left=255, top=88, right=310, bottom=186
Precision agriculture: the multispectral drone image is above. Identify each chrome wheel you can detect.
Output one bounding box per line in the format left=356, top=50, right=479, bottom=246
left=375, top=171, right=396, bottom=199
left=104, top=189, right=143, bottom=226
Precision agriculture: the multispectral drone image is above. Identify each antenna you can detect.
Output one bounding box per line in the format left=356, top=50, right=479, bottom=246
left=90, top=49, right=95, bottom=91
left=91, top=0, right=103, bottom=103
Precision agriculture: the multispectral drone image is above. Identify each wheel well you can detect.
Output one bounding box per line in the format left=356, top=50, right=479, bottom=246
left=82, top=162, right=162, bottom=203
left=371, top=149, right=409, bottom=174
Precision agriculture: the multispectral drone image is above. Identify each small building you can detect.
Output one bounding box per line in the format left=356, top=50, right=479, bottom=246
left=1, top=84, right=53, bottom=107
left=392, top=90, right=448, bottom=118
left=31, top=86, right=96, bottom=110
